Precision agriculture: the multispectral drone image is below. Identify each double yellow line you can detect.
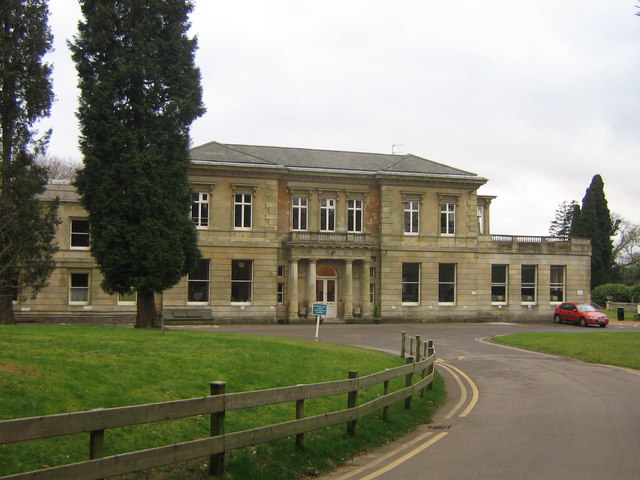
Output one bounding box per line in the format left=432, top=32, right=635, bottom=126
left=333, top=359, right=479, bottom=480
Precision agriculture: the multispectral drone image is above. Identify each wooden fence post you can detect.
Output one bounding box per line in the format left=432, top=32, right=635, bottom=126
left=415, top=335, right=421, bottom=362
left=296, top=397, right=305, bottom=450
left=409, top=337, right=414, bottom=357
left=427, top=340, right=435, bottom=390
left=347, top=370, right=358, bottom=436
left=383, top=375, right=390, bottom=422
left=400, top=331, right=406, bottom=358
left=404, top=356, right=414, bottom=410
left=90, top=428, right=104, bottom=480
left=209, top=381, right=227, bottom=476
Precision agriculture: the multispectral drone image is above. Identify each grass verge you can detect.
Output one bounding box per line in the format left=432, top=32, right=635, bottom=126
left=492, top=332, right=640, bottom=370
left=0, top=325, right=445, bottom=479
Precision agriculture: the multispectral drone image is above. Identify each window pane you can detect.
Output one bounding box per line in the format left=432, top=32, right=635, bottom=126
left=522, top=265, right=536, bottom=283
left=190, top=259, right=209, bottom=280
left=438, top=283, right=455, bottom=303
left=231, top=282, right=251, bottom=302
left=402, top=263, right=420, bottom=282
left=492, top=264, right=507, bottom=283
left=439, top=263, right=455, bottom=282
left=232, top=260, right=252, bottom=280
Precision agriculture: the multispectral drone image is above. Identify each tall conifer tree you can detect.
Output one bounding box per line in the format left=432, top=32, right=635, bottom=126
left=70, top=0, right=205, bottom=328
left=0, top=0, right=59, bottom=324
left=570, top=174, right=617, bottom=288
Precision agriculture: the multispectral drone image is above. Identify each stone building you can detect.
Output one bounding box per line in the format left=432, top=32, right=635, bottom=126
left=16, top=141, right=591, bottom=323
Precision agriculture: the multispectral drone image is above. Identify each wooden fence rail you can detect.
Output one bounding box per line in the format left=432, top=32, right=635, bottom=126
left=0, top=336, right=435, bottom=480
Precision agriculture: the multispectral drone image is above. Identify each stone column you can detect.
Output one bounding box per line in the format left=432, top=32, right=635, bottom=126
left=307, top=259, right=317, bottom=313
left=361, top=260, right=371, bottom=317
left=344, top=260, right=353, bottom=318
left=288, top=260, right=299, bottom=322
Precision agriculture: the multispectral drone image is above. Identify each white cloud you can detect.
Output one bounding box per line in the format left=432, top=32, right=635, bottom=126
left=45, top=0, right=640, bottom=234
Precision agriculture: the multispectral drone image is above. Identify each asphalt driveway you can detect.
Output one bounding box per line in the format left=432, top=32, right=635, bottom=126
left=177, top=320, right=640, bottom=480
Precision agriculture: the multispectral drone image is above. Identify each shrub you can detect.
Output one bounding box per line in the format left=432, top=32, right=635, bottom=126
left=592, top=283, right=630, bottom=306
left=629, top=285, right=640, bottom=303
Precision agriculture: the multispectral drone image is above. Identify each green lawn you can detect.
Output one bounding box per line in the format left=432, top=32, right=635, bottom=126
left=0, top=325, right=444, bottom=479
left=492, top=332, right=640, bottom=370
left=603, top=309, right=638, bottom=321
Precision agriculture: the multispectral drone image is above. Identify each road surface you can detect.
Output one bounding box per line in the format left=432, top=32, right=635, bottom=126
left=179, top=320, right=640, bottom=480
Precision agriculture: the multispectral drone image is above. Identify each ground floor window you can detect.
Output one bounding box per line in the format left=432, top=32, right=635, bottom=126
left=232, top=260, right=253, bottom=303
left=550, top=265, right=565, bottom=302
left=69, top=272, right=90, bottom=304
left=277, top=282, right=285, bottom=304
left=402, top=263, right=420, bottom=304
left=491, top=264, right=508, bottom=303
left=188, top=259, right=210, bottom=303
left=521, top=265, right=537, bottom=303
left=370, top=283, right=375, bottom=304
left=117, top=290, right=137, bottom=305
left=438, top=263, right=456, bottom=304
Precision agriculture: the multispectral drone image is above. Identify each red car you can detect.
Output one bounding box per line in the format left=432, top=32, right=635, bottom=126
left=553, top=302, right=609, bottom=327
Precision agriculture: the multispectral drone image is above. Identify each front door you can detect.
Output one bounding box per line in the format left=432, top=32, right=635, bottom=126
left=316, top=277, right=337, bottom=318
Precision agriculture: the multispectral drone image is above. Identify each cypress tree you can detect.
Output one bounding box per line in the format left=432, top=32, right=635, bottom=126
left=0, top=0, right=59, bottom=325
left=70, top=0, right=205, bottom=328
left=570, top=174, right=616, bottom=288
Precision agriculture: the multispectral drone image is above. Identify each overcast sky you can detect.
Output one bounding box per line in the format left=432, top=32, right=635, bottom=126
left=43, top=0, right=639, bottom=236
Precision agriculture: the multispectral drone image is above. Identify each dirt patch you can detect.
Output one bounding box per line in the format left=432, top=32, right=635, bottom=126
left=0, top=364, right=23, bottom=374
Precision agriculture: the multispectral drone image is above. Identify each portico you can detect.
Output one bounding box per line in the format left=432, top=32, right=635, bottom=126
left=287, top=245, right=374, bottom=322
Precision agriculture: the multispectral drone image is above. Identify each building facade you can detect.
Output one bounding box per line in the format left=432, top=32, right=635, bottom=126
left=16, top=142, right=592, bottom=324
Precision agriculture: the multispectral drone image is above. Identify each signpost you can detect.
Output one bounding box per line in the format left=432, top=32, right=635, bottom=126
left=312, top=303, right=327, bottom=341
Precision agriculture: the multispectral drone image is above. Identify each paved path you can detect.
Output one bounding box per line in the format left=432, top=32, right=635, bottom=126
left=178, top=319, right=640, bottom=480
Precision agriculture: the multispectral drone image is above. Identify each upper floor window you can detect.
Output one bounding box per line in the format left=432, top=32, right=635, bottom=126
left=438, top=263, right=456, bottom=304
left=191, top=192, right=209, bottom=228
left=347, top=199, right=363, bottom=233
left=550, top=265, right=565, bottom=303
left=291, top=197, right=308, bottom=231
left=491, top=264, right=507, bottom=303
left=403, top=201, right=419, bottom=235
left=188, top=259, right=210, bottom=304
left=521, top=265, right=537, bottom=303
left=440, top=203, right=455, bottom=236
left=320, top=198, right=336, bottom=232
left=70, top=219, right=90, bottom=249
left=234, top=194, right=252, bottom=230
left=477, top=205, right=485, bottom=234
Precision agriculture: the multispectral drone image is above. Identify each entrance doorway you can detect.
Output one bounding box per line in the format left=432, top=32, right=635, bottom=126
left=316, top=265, right=337, bottom=318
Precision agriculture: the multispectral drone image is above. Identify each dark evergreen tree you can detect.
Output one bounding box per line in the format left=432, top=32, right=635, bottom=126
left=70, top=0, right=205, bottom=328
left=0, top=0, right=59, bottom=325
left=570, top=174, right=617, bottom=288
left=548, top=200, right=579, bottom=237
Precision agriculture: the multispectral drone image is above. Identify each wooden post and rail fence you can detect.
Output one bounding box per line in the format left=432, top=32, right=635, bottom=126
left=0, top=333, right=434, bottom=480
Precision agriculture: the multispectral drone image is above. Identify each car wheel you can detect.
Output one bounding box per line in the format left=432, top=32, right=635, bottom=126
left=600, top=324, right=607, bottom=328
left=579, top=317, right=587, bottom=327
left=554, top=314, right=561, bottom=324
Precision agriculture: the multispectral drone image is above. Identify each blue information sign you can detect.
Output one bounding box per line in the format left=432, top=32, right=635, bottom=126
left=312, top=303, right=328, bottom=316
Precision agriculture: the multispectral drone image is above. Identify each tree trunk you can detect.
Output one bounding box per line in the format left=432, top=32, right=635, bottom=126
left=0, top=293, right=16, bottom=325
left=136, top=290, right=158, bottom=328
